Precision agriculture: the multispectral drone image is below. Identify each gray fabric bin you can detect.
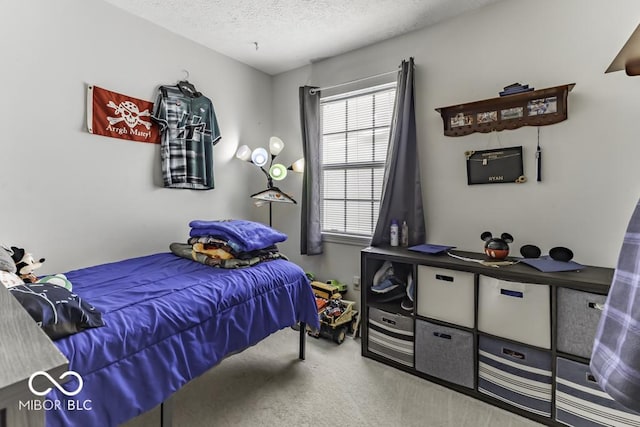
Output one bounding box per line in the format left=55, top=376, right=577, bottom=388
left=557, top=288, right=606, bottom=359
left=415, top=320, right=474, bottom=389
left=368, top=307, right=414, bottom=367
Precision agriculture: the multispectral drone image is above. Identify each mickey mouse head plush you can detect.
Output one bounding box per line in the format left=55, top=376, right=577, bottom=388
left=481, top=232, right=514, bottom=260
left=10, top=246, right=45, bottom=283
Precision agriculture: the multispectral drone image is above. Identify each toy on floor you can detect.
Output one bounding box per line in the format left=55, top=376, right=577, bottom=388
left=307, top=278, right=359, bottom=344
left=325, top=279, right=348, bottom=295
left=309, top=296, right=359, bottom=344
left=311, top=280, right=343, bottom=300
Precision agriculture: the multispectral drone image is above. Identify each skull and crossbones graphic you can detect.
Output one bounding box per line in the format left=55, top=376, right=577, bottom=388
left=107, top=100, right=152, bottom=129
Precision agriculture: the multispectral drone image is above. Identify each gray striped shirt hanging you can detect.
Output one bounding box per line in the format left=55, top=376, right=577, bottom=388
left=152, top=85, right=221, bottom=190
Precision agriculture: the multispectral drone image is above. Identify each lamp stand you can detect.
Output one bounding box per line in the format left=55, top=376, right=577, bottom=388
left=242, top=143, right=298, bottom=230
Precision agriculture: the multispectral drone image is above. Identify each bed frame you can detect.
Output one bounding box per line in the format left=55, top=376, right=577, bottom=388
left=158, top=324, right=307, bottom=427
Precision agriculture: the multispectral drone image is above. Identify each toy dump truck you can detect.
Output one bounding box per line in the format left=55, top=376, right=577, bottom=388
left=308, top=280, right=359, bottom=344
left=310, top=297, right=360, bottom=344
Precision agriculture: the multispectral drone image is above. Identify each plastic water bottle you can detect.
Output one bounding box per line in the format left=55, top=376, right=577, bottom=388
left=401, top=220, right=409, bottom=247
left=390, top=220, right=399, bottom=247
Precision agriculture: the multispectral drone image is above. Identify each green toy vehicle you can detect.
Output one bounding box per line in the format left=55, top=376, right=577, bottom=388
left=325, top=279, right=348, bottom=295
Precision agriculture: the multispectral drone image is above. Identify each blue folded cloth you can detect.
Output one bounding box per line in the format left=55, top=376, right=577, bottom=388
left=408, top=244, right=455, bottom=254
left=189, top=219, right=287, bottom=252
left=519, top=255, right=584, bottom=272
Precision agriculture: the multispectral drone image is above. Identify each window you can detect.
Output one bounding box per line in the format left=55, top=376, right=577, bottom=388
left=320, top=82, right=397, bottom=240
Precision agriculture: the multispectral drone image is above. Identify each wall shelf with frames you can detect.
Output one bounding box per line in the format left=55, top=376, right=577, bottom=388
left=435, top=83, right=575, bottom=137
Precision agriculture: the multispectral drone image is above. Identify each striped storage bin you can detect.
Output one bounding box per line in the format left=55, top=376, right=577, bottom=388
left=367, top=307, right=414, bottom=367
left=416, top=266, right=475, bottom=328
left=556, top=288, right=606, bottom=359
left=556, top=357, right=640, bottom=426
left=415, top=320, right=474, bottom=389
left=478, top=335, right=552, bottom=417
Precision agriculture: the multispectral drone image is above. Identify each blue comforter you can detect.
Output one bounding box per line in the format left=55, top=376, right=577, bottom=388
left=47, top=253, right=319, bottom=427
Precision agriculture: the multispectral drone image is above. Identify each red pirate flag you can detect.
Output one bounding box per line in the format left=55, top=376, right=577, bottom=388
left=86, top=85, right=160, bottom=143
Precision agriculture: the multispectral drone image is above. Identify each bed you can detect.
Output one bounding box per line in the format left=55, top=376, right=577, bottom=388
left=43, top=251, right=319, bottom=427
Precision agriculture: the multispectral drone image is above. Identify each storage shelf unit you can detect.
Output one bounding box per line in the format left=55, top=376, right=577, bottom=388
left=360, top=246, right=640, bottom=426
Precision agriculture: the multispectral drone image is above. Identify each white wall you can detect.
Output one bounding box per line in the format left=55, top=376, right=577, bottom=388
left=0, top=0, right=271, bottom=274
left=273, top=0, right=640, bottom=289
left=4, top=0, right=639, bottom=283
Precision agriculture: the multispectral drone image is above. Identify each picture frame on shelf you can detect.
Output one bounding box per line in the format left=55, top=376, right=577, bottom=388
left=477, top=111, right=498, bottom=123
left=451, top=113, right=473, bottom=128
left=500, top=106, right=523, bottom=120
left=527, top=97, right=557, bottom=115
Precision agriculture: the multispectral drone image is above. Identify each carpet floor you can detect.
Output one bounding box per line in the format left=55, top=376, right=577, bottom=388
left=123, top=328, right=542, bottom=427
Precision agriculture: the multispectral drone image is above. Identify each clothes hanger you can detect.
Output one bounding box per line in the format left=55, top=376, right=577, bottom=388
left=177, top=69, right=200, bottom=97
left=250, top=187, right=297, bottom=204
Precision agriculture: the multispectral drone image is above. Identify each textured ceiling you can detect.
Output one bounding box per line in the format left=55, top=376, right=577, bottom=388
left=102, top=0, right=505, bottom=75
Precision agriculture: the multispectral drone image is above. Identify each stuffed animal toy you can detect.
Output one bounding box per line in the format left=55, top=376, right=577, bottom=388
left=10, top=246, right=45, bottom=283
left=0, top=245, right=23, bottom=288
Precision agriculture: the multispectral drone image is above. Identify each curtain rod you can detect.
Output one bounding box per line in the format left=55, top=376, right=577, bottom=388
left=309, top=68, right=399, bottom=95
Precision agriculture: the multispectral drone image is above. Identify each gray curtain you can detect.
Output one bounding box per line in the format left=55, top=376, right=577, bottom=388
left=371, top=58, right=426, bottom=246
left=299, top=86, right=323, bottom=255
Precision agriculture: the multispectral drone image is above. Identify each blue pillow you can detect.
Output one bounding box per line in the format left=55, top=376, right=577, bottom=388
left=189, top=219, right=287, bottom=252
left=9, top=283, right=104, bottom=340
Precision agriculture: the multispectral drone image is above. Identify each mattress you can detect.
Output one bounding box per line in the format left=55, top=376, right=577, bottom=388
left=46, top=253, right=319, bottom=427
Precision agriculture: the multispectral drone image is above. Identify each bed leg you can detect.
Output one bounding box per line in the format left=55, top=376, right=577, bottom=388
left=160, top=395, right=174, bottom=427
left=299, top=322, right=306, bottom=360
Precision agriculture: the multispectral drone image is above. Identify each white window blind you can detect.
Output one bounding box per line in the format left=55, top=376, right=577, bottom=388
left=320, top=82, right=397, bottom=238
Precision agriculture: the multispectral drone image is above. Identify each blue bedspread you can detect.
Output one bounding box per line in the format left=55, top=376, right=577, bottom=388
left=46, top=253, right=319, bottom=427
